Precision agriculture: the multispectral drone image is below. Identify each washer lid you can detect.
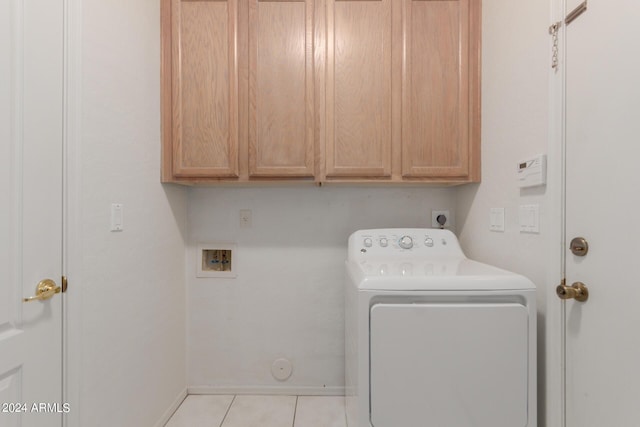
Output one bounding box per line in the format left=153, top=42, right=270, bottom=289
left=347, top=257, right=536, bottom=291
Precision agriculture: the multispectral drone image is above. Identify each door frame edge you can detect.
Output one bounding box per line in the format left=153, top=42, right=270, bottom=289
left=545, top=0, right=567, bottom=426
left=62, top=0, right=83, bottom=425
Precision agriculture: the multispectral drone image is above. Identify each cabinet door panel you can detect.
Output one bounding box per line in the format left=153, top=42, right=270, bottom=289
left=402, top=0, right=470, bottom=178
left=326, top=0, right=392, bottom=177
left=172, top=0, right=239, bottom=177
left=248, top=0, right=315, bottom=177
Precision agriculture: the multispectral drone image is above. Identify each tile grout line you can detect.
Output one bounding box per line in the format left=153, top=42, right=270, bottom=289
left=218, top=395, right=237, bottom=427
left=291, top=396, right=299, bottom=427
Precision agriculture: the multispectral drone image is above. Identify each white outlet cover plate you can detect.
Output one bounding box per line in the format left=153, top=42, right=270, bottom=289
left=431, top=210, right=451, bottom=228
left=239, top=209, right=252, bottom=228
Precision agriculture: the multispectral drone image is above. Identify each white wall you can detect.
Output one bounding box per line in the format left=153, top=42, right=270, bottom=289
left=455, top=1, right=560, bottom=426
left=187, top=187, right=456, bottom=394
left=67, top=0, right=188, bottom=426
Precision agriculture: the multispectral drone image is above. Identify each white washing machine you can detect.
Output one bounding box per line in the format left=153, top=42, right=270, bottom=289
left=345, top=228, right=536, bottom=427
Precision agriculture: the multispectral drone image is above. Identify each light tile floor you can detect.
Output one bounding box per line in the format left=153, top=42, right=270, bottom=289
left=165, top=395, right=347, bottom=427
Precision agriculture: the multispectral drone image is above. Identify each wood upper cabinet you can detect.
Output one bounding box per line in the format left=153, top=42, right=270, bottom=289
left=401, top=0, right=479, bottom=180
left=248, top=0, right=315, bottom=178
left=162, top=0, right=480, bottom=184
left=164, top=0, right=240, bottom=179
left=325, top=0, right=392, bottom=178
left=162, top=0, right=315, bottom=182
left=322, top=0, right=480, bottom=182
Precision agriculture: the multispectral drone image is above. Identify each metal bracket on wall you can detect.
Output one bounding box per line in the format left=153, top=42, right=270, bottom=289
left=548, top=1, right=588, bottom=69
left=549, top=21, right=562, bottom=69
left=566, top=1, right=588, bottom=25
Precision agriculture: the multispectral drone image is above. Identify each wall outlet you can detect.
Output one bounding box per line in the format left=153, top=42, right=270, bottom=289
left=239, top=209, right=252, bottom=228
left=431, top=210, right=451, bottom=228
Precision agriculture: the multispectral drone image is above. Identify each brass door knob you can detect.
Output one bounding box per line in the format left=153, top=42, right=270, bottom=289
left=556, top=281, right=589, bottom=302
left=23, top=279, right=61, bottom=303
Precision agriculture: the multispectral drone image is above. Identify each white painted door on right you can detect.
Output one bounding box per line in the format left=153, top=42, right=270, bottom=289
left=564, top=1, right=640, bottom=426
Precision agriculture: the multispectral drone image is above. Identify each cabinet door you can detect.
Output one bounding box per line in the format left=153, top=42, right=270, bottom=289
left=325, top=0, right=392, bottom=178
left=170, top=0, right=239, bottom=178
left=248, top=0, right=315, bottom=178
left=401, top=0, right=478, bottom=179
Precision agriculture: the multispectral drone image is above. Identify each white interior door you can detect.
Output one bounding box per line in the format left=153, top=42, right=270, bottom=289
left=564, top=1, right=640, bottom=426
left=0, top=0, right=64, bottom=426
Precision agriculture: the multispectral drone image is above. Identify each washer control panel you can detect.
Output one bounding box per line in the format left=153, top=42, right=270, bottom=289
left=348, top=228, right=464, bottom=260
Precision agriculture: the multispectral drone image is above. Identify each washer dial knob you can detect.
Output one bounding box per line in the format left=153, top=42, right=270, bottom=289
left=399, top=236, right=413, bottom=249
left=380, top=238, right=388, bottom=247
left=364, top=238, right=373, bottom=247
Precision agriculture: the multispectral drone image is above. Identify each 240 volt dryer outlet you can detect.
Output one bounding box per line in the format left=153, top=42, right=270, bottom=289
left=431, top=210, right=451, bottom=228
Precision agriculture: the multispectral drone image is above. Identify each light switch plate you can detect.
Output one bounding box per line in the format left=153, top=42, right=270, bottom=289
left=110, top=203, right=123, bottom=231
left=519, top=204, right=539, bottom=233
left=490, top=208, right=505, bottom=232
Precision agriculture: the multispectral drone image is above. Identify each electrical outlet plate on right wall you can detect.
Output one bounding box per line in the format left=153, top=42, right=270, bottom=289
left=431, top=210, right=451, bottom=228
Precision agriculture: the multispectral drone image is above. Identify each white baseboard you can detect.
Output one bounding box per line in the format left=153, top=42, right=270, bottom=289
left=188, top=385, right=345, bottom=396
left=154, top=388, right=188, bottom=427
